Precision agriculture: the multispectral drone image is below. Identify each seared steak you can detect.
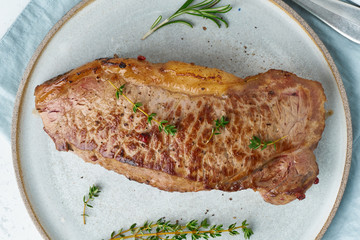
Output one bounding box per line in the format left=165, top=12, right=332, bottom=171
left=34, top=58, right=326, bottom=205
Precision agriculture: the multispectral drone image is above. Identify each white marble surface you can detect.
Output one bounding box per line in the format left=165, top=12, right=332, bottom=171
left=0, top=1, right=43, bottom=239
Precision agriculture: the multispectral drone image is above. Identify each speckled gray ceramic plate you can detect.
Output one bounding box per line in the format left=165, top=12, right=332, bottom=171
left=12, top=0, right=352, bottom=239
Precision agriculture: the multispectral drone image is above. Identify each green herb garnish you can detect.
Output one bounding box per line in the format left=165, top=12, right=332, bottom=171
left=109, top=218, right=253, bottom=240
left=108, top=80, right=177, bottom=136
left=159, top=120, right=177, bottom=136
left=205, top=116, right=229, bottom=144
left=147, top=113, right=157, bottom=124
left=82, top=185, right=100, bottom=224
left=249, top=135, right=287, bottom=150
left=142, top=0, right=232, bottom=40
left=133, top=102, right=143, bottom=113
left=115, top=84, right=125, bottom=99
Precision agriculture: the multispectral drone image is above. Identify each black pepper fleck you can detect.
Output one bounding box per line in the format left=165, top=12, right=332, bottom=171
left=119, top=62, right=126, bottom=68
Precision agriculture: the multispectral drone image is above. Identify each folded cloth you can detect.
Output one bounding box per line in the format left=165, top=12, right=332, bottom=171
left=0, top=0, right=79, bottom=137
left=0, top=0, right=359, bottom=239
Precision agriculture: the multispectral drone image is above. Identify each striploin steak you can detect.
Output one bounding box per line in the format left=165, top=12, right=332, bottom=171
left=34, top=58, right=326, bottom=205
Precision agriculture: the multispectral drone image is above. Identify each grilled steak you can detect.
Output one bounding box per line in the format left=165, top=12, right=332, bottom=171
left=34, top=58, right=326, bottom=205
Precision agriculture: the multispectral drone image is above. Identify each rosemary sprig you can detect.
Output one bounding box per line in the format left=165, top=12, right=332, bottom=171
left=82, top=185, right=100, bottom=224
left=108, top=80, right=177, bottom=136
left=205, top=116, right=229, bottom=144
left=109, top=218, right=253, bottom=240
left=142, top=0, right=232, bottom=40
left=249, top=135, right=288, bottom=150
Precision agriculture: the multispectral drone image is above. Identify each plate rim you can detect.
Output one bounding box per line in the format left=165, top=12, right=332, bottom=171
left=11, top=0, right=352, bottom=239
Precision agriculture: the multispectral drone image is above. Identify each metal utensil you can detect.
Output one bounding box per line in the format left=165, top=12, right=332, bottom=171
left=291, top=0, right=360, bottom=44
left=349, top=0, right=360, bottom=6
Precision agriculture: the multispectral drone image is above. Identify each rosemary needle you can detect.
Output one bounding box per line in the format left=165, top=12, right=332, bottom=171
left=142, top=0, right=232, bottom=40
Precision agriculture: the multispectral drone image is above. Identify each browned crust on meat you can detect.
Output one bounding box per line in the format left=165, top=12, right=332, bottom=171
left=34, top=58, right=326, bottom=205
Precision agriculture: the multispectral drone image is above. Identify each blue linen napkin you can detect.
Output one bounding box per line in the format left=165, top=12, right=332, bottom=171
left=0, top=0, right=79, bottom=137
left=0, top=0, right=359, bottom=239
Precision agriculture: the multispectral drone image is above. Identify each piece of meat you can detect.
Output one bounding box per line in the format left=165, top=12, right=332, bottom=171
left=34, top=58, right=326, bottom=205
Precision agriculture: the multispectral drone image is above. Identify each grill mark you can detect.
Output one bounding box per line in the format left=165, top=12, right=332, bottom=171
left=84, top=139, right=98, bottom=151
left=131, top=151, right=144, bottom=167
left=126, top=142, right=138, bottom=151
left=172, top=109, right=186, bottom=177
left=193, top=101, right=206, bottom=181
left=150, top=127, right=162, bottom=151
left=182, top=110, right=200, bottom=179
left=160, top=151, right=175, bottom=175
left=204, top=99, right=213, bottom=125
left=188, top=147, right=202, bottom=181
left=175, top=105, right=182, bottom=117
left=147, top=126, right=167, bottom=172
left=171, top=97, right=183, bottom=119
left=195, top=102, right=211, bottom=181
left=99, top=142, right=114, bottom=159
left=144, top=149, right=156, bottom=169
left=224, top=99, right=238, bottom=177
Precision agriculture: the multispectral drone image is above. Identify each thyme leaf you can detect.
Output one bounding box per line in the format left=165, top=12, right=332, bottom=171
left=108, top=80, right=177, bottom=136
left=133, top=102, right=143, bottom=113
left=116, top=84, right=125, bottom=99
left=205, top=116, right=229, bottom=144
left=147, top=113, right=157, bottom=124
left=82, top=185, right=100, bottom=224
left=249, top=135, right=288, bottom=150
left=109, top=218, right=253, bottom=239
left=241, top=220, right=254, bottom=240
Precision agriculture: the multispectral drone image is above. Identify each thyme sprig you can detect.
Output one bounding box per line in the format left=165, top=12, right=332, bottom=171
left=205, top=116, right=229, bottom=144
left=109, top=218, right=253, bottom=240
left=108, top=80, right=177, bottom=136
left=249, top=135, right=288, bottom=150
left=82, top=185, right=100, bottom=224
left=142, top=0, right=232, bottom=40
